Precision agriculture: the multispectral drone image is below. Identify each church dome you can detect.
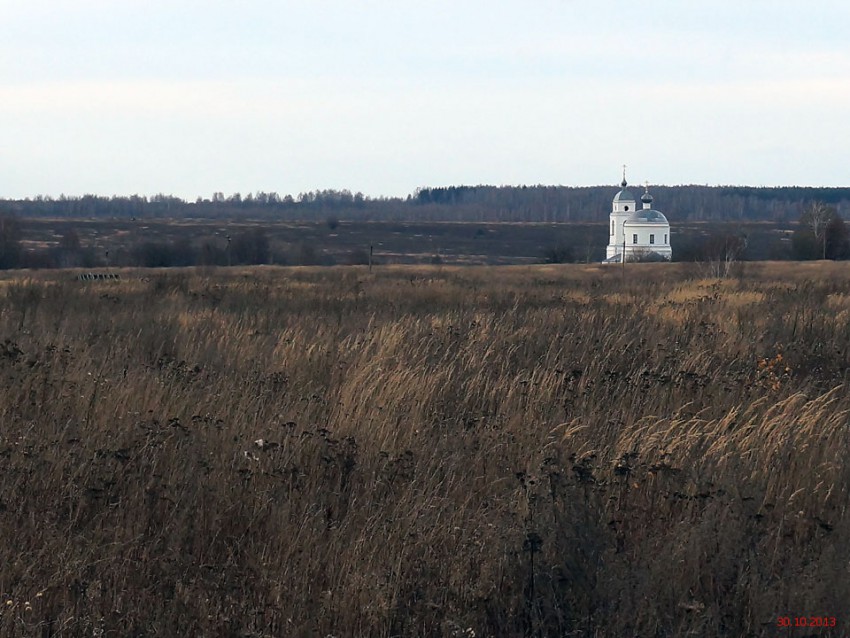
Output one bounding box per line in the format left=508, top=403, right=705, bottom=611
left=624, top=209, right=669, bottom=225
left=613, top=188, right=636, bottom=203
left=612, top=173, right=635, bottom=204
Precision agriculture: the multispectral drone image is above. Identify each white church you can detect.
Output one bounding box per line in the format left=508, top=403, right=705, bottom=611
left=605, top=173, right=672, bottom=262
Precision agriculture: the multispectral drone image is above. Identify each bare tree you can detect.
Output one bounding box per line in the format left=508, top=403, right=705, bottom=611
left=703, top=233, right=747, bottom=278
left=793, top=202, right=848, bottom=260
left=802, top=202, right=833, bottom=259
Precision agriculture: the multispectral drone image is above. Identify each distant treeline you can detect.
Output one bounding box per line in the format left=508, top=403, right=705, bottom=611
left=2, top=185, right=850, bottom=222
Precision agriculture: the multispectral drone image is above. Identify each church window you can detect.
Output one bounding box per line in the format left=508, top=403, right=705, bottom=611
left=664, top=233, right=668, bottom=244
left=632, top=234, right=638, bottom=244
left=611, top=220, right=614, bottom=235
left=649, top=234, right=655, bottom=244
left=624, top=206, right=629, bottom=211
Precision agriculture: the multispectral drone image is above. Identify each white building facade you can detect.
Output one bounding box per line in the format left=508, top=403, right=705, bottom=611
left=606, top=176, right=672, bottom=262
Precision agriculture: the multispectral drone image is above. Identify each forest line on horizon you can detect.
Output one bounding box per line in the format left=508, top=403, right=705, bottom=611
left=3, top=184, right=850, bottom=223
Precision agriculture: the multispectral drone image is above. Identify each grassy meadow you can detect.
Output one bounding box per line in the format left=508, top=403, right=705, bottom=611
left=1, top=262, right=849, bottom=636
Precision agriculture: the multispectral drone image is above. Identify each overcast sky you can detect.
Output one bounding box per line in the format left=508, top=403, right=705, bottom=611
left=2, top=0, right=849, bottom=200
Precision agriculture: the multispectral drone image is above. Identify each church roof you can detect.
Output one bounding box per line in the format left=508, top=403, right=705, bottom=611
left=624, top=209, right=669, bottom=225
left=613, top=189, right=636, bottom=203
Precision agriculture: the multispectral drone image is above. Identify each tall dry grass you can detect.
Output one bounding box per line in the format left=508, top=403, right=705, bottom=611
left=0, top=262, right=848, bottom=636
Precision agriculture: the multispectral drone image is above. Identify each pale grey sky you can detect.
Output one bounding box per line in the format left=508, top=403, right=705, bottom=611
left=2, top=1, right=848, bottom=199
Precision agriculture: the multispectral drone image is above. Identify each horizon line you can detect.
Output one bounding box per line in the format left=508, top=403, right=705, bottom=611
left=4, top=183, right=850, bottom=202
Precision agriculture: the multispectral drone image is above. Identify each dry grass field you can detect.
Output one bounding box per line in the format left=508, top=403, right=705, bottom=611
left=1, top=261, right=849, bottom=637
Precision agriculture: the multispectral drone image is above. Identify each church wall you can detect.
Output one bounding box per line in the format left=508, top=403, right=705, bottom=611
left=609, top=211, right=632, bottom=250
left=625, top=226, right=670, bottom=247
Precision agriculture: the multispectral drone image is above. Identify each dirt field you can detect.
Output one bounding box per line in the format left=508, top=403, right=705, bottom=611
left=15, top=218, right=796, bottom=267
